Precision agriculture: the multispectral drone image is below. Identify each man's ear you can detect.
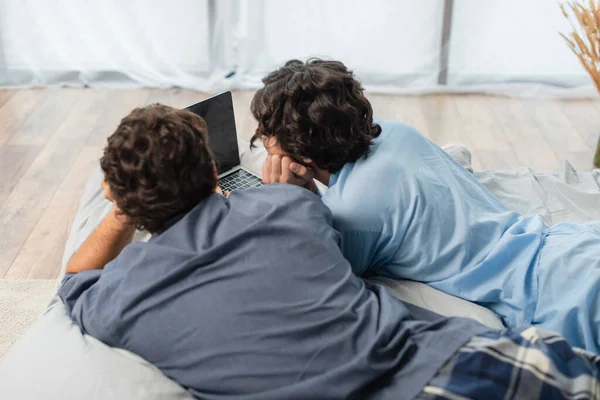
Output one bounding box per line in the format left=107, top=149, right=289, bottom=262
left=101, top=179, right=114, bottom=203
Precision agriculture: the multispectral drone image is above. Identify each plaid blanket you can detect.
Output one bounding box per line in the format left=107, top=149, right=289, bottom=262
left=417, top=327, right=600, bottom=400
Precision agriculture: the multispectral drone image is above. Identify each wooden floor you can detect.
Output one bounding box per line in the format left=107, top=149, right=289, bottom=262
left=0, top=88, right=598, bottom=279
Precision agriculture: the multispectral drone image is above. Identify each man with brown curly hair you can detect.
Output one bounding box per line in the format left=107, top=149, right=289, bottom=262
left=64, top=104, right=220, bottom=274
left=99, top=104, right=218, bottom=233
left=255, top=58, right=600, bottom=354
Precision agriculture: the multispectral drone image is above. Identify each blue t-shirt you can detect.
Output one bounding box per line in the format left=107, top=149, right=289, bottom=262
left=59, top=185, right=485, bottom=400
left=322, top=120, right=548, bottom=327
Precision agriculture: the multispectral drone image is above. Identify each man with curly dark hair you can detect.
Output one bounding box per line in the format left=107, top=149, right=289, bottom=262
left=99, top=104, right=218, bottom=233
left=254, top=58, right=600, bottom=355
left=251, top=59, right=382, bottom=193
left=65, top=104, right=221, bottom=274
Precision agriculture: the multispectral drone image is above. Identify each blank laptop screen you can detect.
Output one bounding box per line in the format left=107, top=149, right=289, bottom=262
left=185, top=91, right=240, bottom=175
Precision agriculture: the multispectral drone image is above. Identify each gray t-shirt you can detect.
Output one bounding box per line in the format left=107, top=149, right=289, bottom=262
left=59, top=185, right=486, bottom=400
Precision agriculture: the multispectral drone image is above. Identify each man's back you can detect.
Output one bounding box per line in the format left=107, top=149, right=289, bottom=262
left=322, top=119, right=547, bottom=328
left=60, top=185, right=483, bottom=399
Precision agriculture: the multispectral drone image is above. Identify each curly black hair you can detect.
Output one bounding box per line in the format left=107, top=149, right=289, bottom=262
left=250, top=58, right=381, bottom=173
left=100, top=104, right=217, bottom=233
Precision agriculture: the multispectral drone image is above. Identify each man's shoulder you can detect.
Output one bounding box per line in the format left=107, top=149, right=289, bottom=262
left=322, top=120, right=430, bottom=228
left=375, top=119, right=429, bottom=145
left=231, top=184, right=332, bottom=221
left=237, top=184, right=323, bottom=206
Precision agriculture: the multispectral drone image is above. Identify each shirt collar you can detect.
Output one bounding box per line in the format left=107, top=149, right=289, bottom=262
left=328, top=171, right=340, bottom=188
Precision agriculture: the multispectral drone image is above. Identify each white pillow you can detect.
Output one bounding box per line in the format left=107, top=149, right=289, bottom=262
left=0, top=299, right=194, bottom=400
left=369, top=277, right=505, bottom=329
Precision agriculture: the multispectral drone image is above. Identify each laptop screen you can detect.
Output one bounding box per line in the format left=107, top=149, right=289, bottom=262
left=185, top=91, right=240, bottom=175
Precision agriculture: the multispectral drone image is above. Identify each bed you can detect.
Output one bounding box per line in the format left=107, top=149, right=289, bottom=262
left=1, top=141, right=598, bottom=399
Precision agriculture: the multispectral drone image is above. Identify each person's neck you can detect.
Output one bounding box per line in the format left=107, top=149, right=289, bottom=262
left=313, top=169, right=331, bottom=187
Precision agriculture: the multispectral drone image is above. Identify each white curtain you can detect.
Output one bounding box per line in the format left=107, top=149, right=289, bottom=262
left=449, top=0, right=585, bottom=86
left=232, top=0, right=445, bottom=90
left=0, top=0, right=597, bottom=97
left=446, top=0, right=596, bottom=97
left=0, top=0, right=232, bottom=90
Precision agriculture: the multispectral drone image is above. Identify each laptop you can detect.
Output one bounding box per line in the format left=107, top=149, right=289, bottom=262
left=185, top=91, right=263, bottom=192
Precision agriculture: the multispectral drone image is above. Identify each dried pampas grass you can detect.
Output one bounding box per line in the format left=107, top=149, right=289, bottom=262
left=561, top=1, right=600, bottom=167
left=561, top=1, right=600, bottom=92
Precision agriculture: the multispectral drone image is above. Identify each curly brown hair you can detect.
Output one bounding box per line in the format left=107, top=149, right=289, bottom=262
left=250, top=59, right=381, bottom=173
left=100, top=104, right=217, bottom=233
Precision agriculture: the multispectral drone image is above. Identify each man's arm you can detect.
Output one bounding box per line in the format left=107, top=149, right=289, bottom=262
left=65, top=207, right=136, bottom=274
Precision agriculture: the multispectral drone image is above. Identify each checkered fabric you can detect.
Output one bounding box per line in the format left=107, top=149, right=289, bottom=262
left=417, top=327, right=600, bottom=400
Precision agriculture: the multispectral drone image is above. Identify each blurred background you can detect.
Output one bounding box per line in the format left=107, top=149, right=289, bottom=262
left=0, top=0, right=595, bottom=96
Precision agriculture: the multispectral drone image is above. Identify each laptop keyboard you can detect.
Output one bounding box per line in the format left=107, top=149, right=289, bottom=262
left=219, top=169, right=263, bottom=192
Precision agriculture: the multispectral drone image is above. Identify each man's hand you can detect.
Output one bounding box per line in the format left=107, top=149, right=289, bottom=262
left=216, top=186, right=230, bottom=197
left=65, top=182, right=136, bottom=274
left=262, top=155, right=318, bottom=194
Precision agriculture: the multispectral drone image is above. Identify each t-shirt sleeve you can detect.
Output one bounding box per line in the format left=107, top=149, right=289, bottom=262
left=57, top=269, right=117, bottom=341
left=58, top=270, right=102, bottom=313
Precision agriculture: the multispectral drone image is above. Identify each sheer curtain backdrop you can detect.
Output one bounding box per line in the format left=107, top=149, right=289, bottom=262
left=0, top=0, right=596, bottom=97
left=231, top=0, right=445, bottom=91
left=447, top=0, right=595, bottom=97
left=0, top=0, right=232, bottom=91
